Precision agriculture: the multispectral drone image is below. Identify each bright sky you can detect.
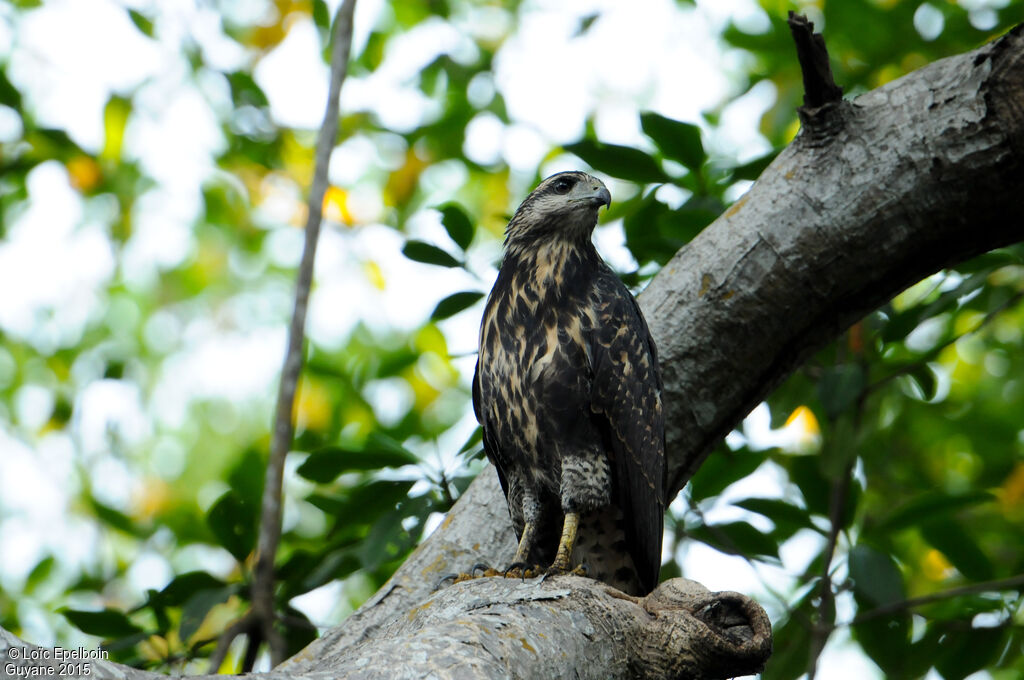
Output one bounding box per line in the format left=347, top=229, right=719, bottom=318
left=0, top=0, right=892, bottom=677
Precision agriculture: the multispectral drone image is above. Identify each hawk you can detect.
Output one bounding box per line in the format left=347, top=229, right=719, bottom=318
left=472, top=171, right=666, bottom=595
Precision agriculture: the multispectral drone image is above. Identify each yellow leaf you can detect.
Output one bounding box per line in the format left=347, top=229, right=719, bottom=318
left=102, top=96, right=130, bottom=162
left=921, top=548, right=954, bottom=581
left=294, top=376, right=332, bottom=431
left=137, top=635, right=170, bottom=662
left=323, top=185, right=354, bottom=224
left=66, top=156, right=102, bottom=192
left=782, top=117, right=801, bottom=145
left=385, top=150, right=428, bottom=207
left=133, top=478, right=172, bottom=520
left=282, top=131, right=315, bottom=187
left=364, top=260, right=386, bottom=290
left=997, top=462, right=1024, bottom=519
left=781, top=405, right=821, bottom=453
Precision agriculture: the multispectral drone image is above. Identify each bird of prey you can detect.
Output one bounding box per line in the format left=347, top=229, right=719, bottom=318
left=472, top=171, right=666, bottom=596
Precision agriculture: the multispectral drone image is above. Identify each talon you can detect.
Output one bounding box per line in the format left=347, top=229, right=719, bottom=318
left=436, top=573, right=459, bottom=589
left=471, top=562, right=493, bottom=576
left=541, top=563, right=588, bottom=581
left=503, top=562, right=543, bottom=580
left=503, top=561, right=530, bottom=578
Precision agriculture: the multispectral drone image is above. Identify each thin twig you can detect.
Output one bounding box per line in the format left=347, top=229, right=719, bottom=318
left=807, top=340, right=866, bottom=680
left=206, top=613, right=256, bottom=674
left=250, top=0, right=359, bottom=669
left=849, top=574, right=1024, bottom=625
left=806, top=459, right=853, bottom=680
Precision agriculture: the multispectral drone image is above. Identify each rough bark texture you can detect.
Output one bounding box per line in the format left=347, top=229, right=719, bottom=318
left=3, top=23, right=1023, bottom=680
left=0, top=577, right=770, bottom=680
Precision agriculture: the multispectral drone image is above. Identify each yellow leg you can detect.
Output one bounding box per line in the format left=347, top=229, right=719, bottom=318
left=511, top=520, right=538, bottom=565
left=550, top=512, right=579, bottom=572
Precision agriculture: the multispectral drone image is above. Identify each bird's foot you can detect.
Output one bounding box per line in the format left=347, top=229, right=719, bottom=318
left=436, top=563, right=501, bottom=589
left=502, top=561, right=543, bottom=580
left=541, top=562, right=588, bottom=582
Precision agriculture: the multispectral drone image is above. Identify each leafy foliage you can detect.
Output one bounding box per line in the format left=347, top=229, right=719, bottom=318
left=0, top=0, right=1022, bottom=677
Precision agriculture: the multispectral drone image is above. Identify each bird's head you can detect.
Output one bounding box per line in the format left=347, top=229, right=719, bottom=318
left=504, top=171, right=611, bottom=250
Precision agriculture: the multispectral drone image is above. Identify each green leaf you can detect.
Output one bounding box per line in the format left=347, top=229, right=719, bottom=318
left=307, top=480, right=415, bottom=530
left=688, top=447, right=763, bottom=501
left=817, top=363, right=865, bottom=420
left=688, top=520, right=779, bottom=560
left=732, top=497, right=820, bottom=537
left=564, top=139, right=668, bottom=184
left=761, top=614, right=812, bottom=680
left=849, top=544, right=905, bottom=606
left=312, top=0, right=330, bottom=31
left=89, top=496, right=149, bottom=538
left=640, top=112, right=705, bottom=170
left=179, top=586, right=235, bottom=644
left=761, top=587, right=816, bottom=680
left=953, top=248, right=1022, bottom=274
left=227, top=447, right=266, bottom=510
left=25, top=556, right=55, bottom=592
left=905, top=363, right=937, bottom=400
left=0, top=69, right=24, bottom=110
left=402, top=240, right=462, bottom=268
left=438, top=203, right=474, bottom=251
left=933, top=626, right=1009, bottom=680
left=431, top=291, right=484, bottom=321
left=458, top=427, right=483, bottom=455
left=127, top=9, right=154, bottom=37
left=297, top=442, right=418, bottom=483
left=280, top=548, right=361, bottom=599
left=61, top=608, right=142, bottom=639
left=920, top=519, right=994, bottom=581
left=880, top=272, right=987, bottom=344
left=226, top=71, right=270, bottom=109
left=875, top=490, right=993, bottom=533
left=358, top=509, right=408, bottom=570
left=849, top=545, right=911, bottom=675
left=156, top=571, right=227, bottom=607
left=787, top=456, right=832, bottom=517
left=206, top=491, right=258, bottom=562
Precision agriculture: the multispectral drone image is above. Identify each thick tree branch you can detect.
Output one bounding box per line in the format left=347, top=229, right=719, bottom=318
left=1, top=579, right=770, bottom=680
left=658, top=21, right=1023, bottom=495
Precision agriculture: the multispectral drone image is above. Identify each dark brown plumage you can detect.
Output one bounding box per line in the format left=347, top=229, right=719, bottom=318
left=472, top=171, right=666, bottom=595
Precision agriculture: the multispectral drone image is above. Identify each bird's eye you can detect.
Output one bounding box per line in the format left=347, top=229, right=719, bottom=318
left=553, top=178, right=575, bottom=194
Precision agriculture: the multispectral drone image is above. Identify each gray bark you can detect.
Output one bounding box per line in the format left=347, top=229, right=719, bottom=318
left=3, top=23, right=1022, bottom=680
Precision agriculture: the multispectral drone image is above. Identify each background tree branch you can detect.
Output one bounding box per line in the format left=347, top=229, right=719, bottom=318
left=246, top=0, right=358, bottom=670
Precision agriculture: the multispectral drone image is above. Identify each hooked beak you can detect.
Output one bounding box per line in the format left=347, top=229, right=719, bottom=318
left=592, top=185, right=611, bottom=210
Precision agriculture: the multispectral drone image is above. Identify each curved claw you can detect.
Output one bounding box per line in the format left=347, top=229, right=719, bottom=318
left=435, top=572, right=459, bottom=589
left=503, top=561, right=531, bottom=579
left=471, top=562, right=493, bottom=576
left=540, top=562, right=588, bottom=585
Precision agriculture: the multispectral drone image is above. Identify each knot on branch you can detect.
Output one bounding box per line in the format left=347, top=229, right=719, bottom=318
left=787, top=11, right=851, bottom=144
left=630, top=579, right=772, bottom=680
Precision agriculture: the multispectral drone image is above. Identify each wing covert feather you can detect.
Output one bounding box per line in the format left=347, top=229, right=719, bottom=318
left=588, top=273, right=666, bottom=593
